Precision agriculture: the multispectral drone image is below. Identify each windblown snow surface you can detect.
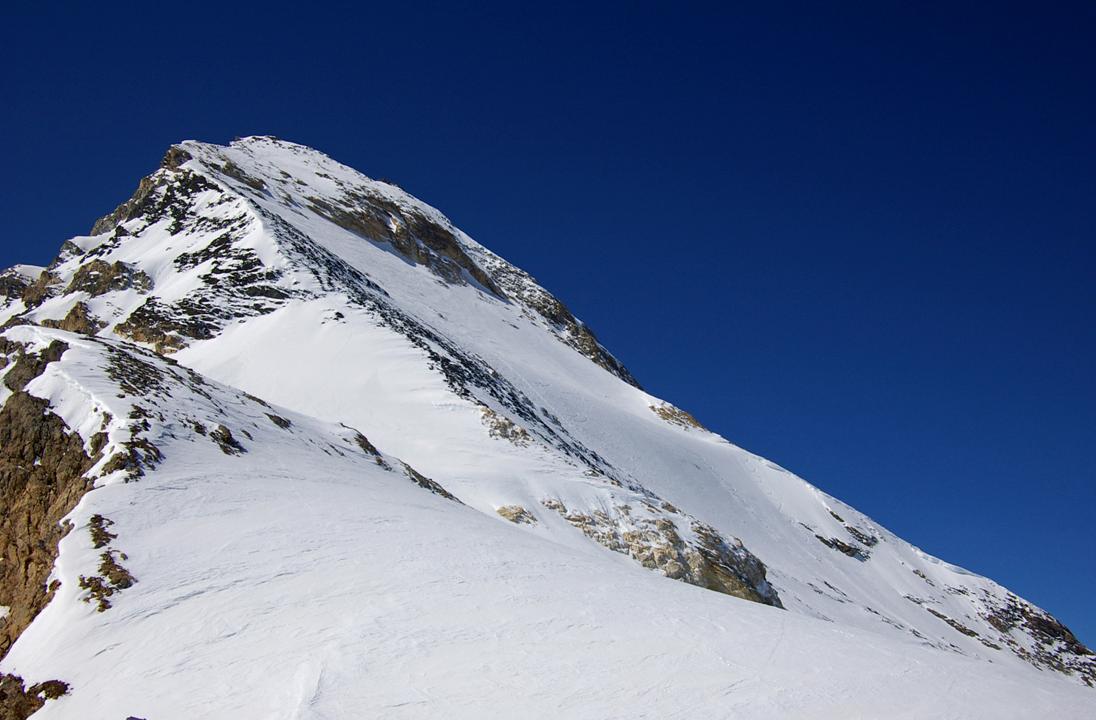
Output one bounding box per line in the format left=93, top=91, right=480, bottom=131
left=0, top=137, right=1092, bottom=718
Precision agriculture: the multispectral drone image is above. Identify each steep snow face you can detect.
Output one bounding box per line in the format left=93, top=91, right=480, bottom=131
left=0, top=137, right=1093, bottom=715
left=0, top=327, right=1093, bottom=719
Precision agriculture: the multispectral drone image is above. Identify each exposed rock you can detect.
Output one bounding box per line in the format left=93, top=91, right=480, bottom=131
left=912, top=568, right=936, bottom=586
left=29, top=680, right=68, bottom=700
left=79, top=503, right=136, bottom=615
left=266, top=413, right=292, bottom=429
left=845, top=525, right=879, bottom=547
left=403, top=463, right=460, bottom=503
left=0, top=340, right=100, bottom=658
left=649, top=403, right=704, bottom=430
left=65, top=259, right=152, bottom=296
left=90, top=173, right=164, bottom=236
left=690, top=522, right=782, bottom=606
left=2, top=339, right=68, bottom=392
left=496, top=505, right=537, bottom=524
left=474, top=258, right=641, bottom=388
left=307, top=191, right=505, bottom=297
left=813, top=533, right=869, bottom=561
left=926, top=607, right=981, bottom=638
left=160, top=145, right=193, bottom=171
left=90, top=344, right=186, bottom=482
left=88, top=514, right=117, bottom=549
left=99, top=438, right=163, bottom=481
left=89, top=149, right=215, bottom=237
left=48, top=241, right=85, bottom=270
left=0, top=270, right=31, bottom=301
left=19, top=271, right=60, bottom=309
left=0, top=674, right=69, bottom=720
left=40, top=302, right=104, bottom=335
left=220, top=160, right=267, bottom=192
left=78, top=549, right=135, bottom=612
left=348, top=429, right=387, bottom=467
left=210, top=424, right=246, bottom=455
left=980, top=592, right=1095, bottom=686
left=103, top=180, right=291, bottom=354
left=114, top=297, right=203, bottom=354
left=102, top=343, right=169, bottom=396
left=481, top=407, right=531, bottom=446
left=819, top=509, right=881, bottom=551
left=542, top=498, right=781, bottom=607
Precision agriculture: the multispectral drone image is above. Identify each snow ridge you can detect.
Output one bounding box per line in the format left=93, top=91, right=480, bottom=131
left=0, top=136, right=1092, bottom=718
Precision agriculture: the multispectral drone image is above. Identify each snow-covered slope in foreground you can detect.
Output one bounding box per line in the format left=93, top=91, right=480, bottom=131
left=1, top=137, right=1093, bottom=717
left=0, top=327, right=1091, bottom=719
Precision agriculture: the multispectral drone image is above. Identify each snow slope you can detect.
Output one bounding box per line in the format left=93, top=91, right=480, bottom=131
left=0, top=137, right=1092, bottom=717
left=0, top=327, right=1091, bottom=719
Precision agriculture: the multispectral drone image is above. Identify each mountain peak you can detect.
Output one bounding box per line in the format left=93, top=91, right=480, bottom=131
left=65, top=138, right=640, bottom=387
left=1, top=138, right=1093, bottom=717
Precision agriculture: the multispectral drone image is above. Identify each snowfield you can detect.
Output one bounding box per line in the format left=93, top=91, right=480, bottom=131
left=0, top=137, right=1092, bottom=717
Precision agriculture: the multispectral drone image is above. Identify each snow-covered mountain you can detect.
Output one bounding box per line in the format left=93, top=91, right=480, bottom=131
left=1, top=136, right=1092, bottom=718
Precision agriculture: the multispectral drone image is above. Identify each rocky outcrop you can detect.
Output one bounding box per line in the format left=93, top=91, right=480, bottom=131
left=307, top=191, right=505, bottom=297
left=812, top=532, right=869, bottom=561
left=349, top=429, right=387, bottom=467
left=473, top=257, right=641, bottom=389
left=160, top=145, right=193, bottom=172
left=980, top=592, right=1095, bottom=686
left=649, top=402, right=704, bottom=430
left=219, top=159, right=267, bottom=192
left=65, top=260, right=152, bottom=297
left=403, top=463, right=461, bottom=503
left=114, top=297, right=204, bottom=353
left=804, top=510, right=880, bottom=561
left=209, top=424, right=246, bottom=455
left=480, top=406, right=531, bottom=446
left=90, top=174, right=165, bottom=236
left=77, top=516, right=135, bottom=613
left=19, top=271, right=60, bottom=309
left=541, top=498, right=781, bottom=607
left=0, top=339, right=100, bottom=659
left=47, top=242, right=85, bottom=270
left=0, top=674, right=68, bottom=720
left=89, top=147, right=196, bottom=236
left=93, top=164, right=294, bottom=355
left=40, top=302, right=104, bottom=335
left=0, top=270, right=32, bottom=302
left=496, top=505, right=537, bottom=524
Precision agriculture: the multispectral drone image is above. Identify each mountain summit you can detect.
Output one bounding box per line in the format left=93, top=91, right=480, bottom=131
left=0, top=137, right=1092, bottom=718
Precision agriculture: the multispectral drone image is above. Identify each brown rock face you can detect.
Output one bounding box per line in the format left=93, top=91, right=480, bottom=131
left=0, top=341, right=99, bottom=660
left=496, top=505, right=537, bottom=524
left=477, top=260, right=642, bottom=388
left=402, top=463, right=461, bottom=503
left=19, top=271, right=60, bottom=309
left=0, top=674, right=41, bottom=720
left=0, top=674, right=68, bottom=720
left=40, top=302, right=105, bottom=335
left=649, top=403, right=705, bottom=430
left=89, top=173, right=164, bottom=236
left=307, top=191, right=506, bottom=297
left=541, top=498, right=782, bottom=608
left=160, top=145, right=193, bottom=172
left=0, top=272, right=31, bottom=302
left=65, top=260, right=152, bottom=297
left=113, top=298, right=198, bottom=354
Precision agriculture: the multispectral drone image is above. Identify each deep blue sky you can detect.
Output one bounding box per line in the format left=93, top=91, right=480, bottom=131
left=3, top=4, right=1093, bottom=642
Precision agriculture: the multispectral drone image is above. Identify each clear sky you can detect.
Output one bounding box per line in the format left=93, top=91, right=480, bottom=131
left=3, top=3, right=1093, bottom=643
